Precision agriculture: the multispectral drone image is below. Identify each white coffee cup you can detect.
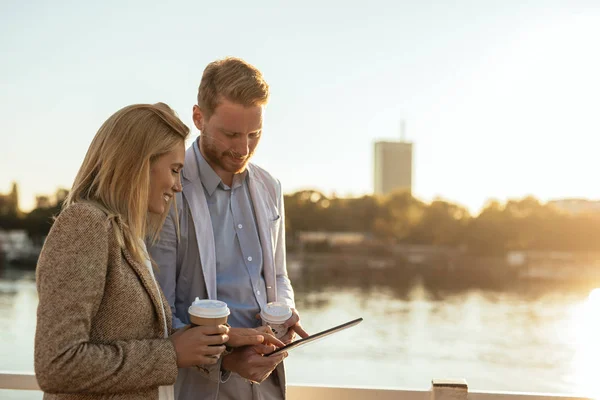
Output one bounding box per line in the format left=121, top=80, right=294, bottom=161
left=188, top=298, right=230, bottom=326
left=260, top=302, right=292, bottom=339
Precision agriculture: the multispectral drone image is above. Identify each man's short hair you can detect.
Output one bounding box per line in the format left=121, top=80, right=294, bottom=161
left=197, top=57, right=270, bottom=117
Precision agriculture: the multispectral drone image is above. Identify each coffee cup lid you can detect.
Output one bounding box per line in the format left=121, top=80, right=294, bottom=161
left=260, top=302, right=292, bottom=323
left=188, top=298, right=230, bottom=318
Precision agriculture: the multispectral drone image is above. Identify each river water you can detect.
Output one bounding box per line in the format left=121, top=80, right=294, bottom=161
left=1, top=263, right=598, bottom=399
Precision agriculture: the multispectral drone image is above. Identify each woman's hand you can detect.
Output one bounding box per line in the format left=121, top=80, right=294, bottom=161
left=169, top=325, right=229, bottom=368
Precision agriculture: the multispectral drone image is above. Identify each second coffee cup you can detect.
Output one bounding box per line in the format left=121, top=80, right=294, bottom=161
left=260, top=302, right=292, bottom=339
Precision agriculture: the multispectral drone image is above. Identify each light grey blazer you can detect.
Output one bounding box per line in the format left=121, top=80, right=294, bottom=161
left=149, top=144, right=295, bottom=400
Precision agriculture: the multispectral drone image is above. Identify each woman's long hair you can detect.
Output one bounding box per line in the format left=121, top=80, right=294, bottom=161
left=64, top=102, right=189, bottom=264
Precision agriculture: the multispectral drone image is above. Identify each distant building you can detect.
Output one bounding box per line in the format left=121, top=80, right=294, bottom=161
left=35, top=195, right=52, bottom=209
left=32, top=188, right=69, bottom=210
left=0, top=182, right=20, bottom=215
left=0, top=229, right=41, bottom=266
left=548, top=198, right=600, bottom=214
left=373, top=140, right=413, bottom=196
left=55, top=188, right=69, bottom=204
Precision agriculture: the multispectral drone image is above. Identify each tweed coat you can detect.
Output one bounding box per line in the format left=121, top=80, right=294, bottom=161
left=34, top=202, right=178, bottom=400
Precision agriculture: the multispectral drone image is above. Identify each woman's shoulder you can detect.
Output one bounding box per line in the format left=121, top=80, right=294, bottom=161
left=53, top=202, right=112, bottom=232
left=38, top=202, right=115, bottom=273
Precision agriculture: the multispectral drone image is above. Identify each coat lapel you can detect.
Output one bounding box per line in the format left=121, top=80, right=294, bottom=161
left=247, top=166, right=279, bottom=302
left=182, top=143, right=217, bottom=299
left=122, top=248, right=169, bottom=335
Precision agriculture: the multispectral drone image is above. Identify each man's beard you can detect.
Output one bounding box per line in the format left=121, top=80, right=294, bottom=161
left=200, top=135, right=253, bottom=174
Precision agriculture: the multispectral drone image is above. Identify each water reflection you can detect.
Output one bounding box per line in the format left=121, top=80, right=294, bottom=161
left=286, top=260, right=593, bottom=393
left=0, top=262, right=596, bottom=396
left=0, top=269, right=37, bottom=375
left=291, top=259, right=598, bottom=305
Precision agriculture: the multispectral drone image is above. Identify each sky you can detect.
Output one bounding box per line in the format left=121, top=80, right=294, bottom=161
left=1, top=0, right=599, bottom=213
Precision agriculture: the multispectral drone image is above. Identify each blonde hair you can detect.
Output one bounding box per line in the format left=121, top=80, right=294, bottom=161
left=65, top=102, right=189, bottom=264
left=197, top=57, right=270, bottom=118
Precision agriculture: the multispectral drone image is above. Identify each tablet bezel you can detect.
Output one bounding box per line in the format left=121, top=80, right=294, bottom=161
left=265, top=317, right=363, bottom=357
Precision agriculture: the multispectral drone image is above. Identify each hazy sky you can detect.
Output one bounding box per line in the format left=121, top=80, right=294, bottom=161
left=1, top=0, right=599, bottom=213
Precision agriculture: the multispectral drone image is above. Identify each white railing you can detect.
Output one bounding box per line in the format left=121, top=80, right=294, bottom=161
left=0, top=372, right=39, bottom=391
left=0, top=372, right=593, bottom=400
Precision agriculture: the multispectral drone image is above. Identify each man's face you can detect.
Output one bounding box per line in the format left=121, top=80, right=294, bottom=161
left=193, top=99, right=263, bottom=179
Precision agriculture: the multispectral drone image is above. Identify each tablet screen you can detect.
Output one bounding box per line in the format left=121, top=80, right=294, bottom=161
left=265, top=317, right=363, bottom=357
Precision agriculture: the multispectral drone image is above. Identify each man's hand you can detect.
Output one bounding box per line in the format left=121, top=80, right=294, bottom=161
left=227, top=326, right=285, bottom=348
left=221, top=344, right=287, bottom=383
left=279, top=308, right=309, bottom=344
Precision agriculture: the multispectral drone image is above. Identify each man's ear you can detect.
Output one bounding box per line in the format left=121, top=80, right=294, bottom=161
left=192, top=105, right=204, bottom=131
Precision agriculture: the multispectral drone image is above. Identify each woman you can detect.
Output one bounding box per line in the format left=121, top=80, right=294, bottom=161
left=34, top=103, right=240, bottom=400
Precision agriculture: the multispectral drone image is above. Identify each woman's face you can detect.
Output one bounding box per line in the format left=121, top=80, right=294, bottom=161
left=148, top=141, right=185, bottom=214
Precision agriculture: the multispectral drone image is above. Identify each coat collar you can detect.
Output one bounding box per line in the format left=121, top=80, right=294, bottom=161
left=121, top=243, right=171, bottom=335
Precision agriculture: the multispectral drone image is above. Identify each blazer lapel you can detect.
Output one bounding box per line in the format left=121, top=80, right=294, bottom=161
left=182, top=143, right=218, bottom=299
left=247, top=167, right=278, bottom=302
left=122, top=248, right=168, bottom=335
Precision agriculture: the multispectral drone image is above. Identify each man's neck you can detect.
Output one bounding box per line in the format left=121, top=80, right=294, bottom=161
left=197, top=138, right=234, bottom=187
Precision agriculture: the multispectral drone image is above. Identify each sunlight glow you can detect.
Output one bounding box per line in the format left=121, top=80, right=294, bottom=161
left=570, top=288, right=600, bottom=399
left=588, top=288, right=600, bottom=303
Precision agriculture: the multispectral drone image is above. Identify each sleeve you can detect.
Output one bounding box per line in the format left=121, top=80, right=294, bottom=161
left=274, top=180, right=295, bottom=308
left=195, top=359, right=231, bottom=383
left=34, top=205, right=178, bottom=394
left=148, top=206, right=186, bottom=330
left=149, top=200, right=225, bottom=382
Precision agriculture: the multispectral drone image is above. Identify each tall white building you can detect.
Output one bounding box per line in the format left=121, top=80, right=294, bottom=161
left=373, top=122, right=413, bottom=196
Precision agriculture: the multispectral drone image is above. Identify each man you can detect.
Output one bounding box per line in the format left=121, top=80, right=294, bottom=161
left=149, top=57, right=308, bottom=400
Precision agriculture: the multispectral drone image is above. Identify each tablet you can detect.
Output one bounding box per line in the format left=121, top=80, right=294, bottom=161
left=265, top=317, right=363, bottom=357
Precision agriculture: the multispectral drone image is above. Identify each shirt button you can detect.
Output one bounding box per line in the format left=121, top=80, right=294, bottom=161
left=247, top=256, right=252, bottom=262
left=256, top=290, right=261, bottom=295
left=237, top=224, right=243, bottom=229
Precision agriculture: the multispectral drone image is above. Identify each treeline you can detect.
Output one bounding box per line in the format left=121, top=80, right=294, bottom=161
left=2, top=190, right=600, bottom=256
left=0, top=202, right=62, bottom=244
left=285, top=190, right=600, bottom=255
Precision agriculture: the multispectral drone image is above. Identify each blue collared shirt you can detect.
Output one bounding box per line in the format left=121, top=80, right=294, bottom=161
left=194, top=141, right=267, bottom=329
